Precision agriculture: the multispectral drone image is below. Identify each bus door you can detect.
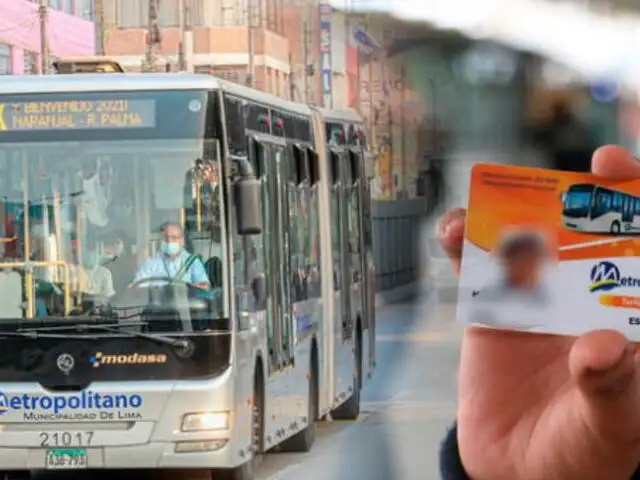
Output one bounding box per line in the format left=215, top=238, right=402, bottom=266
left=251, top=137, right=293, bottom=374
left=330, top=148, right=353, bottom=343
left=349, top=147, right=375, bottom=368
left=345, top=149, right=363, bottom=329
left=623, top=195, right=634, bottom=224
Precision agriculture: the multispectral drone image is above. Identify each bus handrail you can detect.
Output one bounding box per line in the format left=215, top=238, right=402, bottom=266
left=0, top=260, right=72, bottom=318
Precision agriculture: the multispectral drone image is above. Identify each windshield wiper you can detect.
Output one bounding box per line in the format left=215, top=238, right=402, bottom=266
left=0, top=331, right=69, bottom=340
left=18, top=320, right=190, bottom=349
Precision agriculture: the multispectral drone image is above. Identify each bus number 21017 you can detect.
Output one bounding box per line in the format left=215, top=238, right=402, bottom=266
left=39, top=432, right=94, bottom=447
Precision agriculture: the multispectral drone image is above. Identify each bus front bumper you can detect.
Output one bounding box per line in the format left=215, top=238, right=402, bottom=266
left=0, top=439, right=243, bottom=470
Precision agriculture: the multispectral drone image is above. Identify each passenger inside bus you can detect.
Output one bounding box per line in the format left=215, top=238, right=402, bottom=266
left=101, top=231, right=136, bottom=293
left=76, top=240, right=115, bottom=299
left=132, top=222, right=210, bottom=289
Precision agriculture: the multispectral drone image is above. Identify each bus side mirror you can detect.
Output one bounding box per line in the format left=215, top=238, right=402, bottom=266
left=234, top=178, right=262, bottom=235
left=560, top=192, right=567, bottom=203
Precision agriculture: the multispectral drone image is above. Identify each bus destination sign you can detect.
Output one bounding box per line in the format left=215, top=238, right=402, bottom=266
left=0, top=99, right=156, bottom=131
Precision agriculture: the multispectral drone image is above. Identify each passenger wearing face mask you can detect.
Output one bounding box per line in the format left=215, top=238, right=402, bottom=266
left=132, top=222, right=210, bottom=289
left=77, top=242, right=115, bottom=298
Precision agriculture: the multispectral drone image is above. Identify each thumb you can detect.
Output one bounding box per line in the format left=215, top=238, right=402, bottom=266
left=437, top=208, right=466, bottom=274
left=569, top=330, right=640, bottom=443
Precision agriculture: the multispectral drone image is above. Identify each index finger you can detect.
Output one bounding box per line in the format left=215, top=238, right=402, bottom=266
left=592, top=145, right=640, bottom=179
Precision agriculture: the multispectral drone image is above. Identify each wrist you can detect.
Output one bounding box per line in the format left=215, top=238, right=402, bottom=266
left=440, top=421, right=471, bottom=480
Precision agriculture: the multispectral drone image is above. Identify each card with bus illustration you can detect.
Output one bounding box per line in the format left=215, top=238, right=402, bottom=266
left=457, top=163, right=640, bottom=339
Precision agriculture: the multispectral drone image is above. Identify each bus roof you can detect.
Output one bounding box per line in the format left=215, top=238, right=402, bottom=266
left=0, top=73, right=312, bottom=117
left=0, top=73, right=217, bottom=94
left=314, top=107, right=363, bottom=124
left=220, top=80, right=312, bottom=116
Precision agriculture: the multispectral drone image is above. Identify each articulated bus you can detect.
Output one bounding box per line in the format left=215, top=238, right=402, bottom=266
left=562, top=183, right=640, bottom=235
left=0, top=71, right=374, bottom=479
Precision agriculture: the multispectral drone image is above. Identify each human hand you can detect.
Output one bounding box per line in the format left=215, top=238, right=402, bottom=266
left=439, top=146, right=640, bottom=480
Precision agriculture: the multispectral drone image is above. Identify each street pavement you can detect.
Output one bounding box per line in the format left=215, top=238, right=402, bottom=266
left=31, top=293, right=463, bottom=480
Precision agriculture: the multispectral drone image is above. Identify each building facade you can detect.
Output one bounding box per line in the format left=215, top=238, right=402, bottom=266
left=0, top=0, right=95, bottom=74
left=103, top=0, right=303, bottom=99
left=103, top=0, right=368, bottom=107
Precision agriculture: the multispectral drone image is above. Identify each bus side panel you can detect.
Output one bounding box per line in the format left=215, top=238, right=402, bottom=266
left=232, top=312, right=267, bottom=464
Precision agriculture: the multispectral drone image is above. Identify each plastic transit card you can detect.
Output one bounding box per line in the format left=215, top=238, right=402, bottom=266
left=457, top=163, right=640, bottom=338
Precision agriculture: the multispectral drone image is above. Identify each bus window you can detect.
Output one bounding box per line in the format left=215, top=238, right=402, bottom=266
left=224, top=95, right=247, bottom=157
left=329, top=151, right=341, bottom=291
left=274, top=146, right=293, bottom=366
left=306, top=149, right=321, bottom=298
left=250, top=140, right=278, bottom=371
left=345, top=152, right=361, bottom=284
left=613, top=193, right=622, bottom=212
left=289, top=146, right=308, bottom=303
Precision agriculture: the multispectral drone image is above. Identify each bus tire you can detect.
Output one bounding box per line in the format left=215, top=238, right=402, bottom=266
left=611, top=221, right=621, bottom=235
left=331, top=330, right=362, bottom=420
left=280, top=348, right=318, bottom=452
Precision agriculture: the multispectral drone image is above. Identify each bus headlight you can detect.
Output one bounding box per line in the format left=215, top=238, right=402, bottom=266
left=181, top=412, right=230, bottom=432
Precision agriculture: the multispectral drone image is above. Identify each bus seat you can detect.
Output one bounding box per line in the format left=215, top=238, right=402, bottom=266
left=0, top=270, right=23, bottom=318
left=205, top=256, right=223, bottom=288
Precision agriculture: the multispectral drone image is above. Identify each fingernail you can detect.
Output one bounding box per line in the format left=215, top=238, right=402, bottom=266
left=438, top=216, right=455, bottom=238
left=437, top=209, right=466, bottom=238
left=443, top=221, right=454, bottom=238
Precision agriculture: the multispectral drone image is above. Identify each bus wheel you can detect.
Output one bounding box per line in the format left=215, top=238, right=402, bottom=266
left=280, top=356, right=318, bottom=452
left=331, top=337, right=362, bottom=420
left=611, top=221, right=621, bottom=235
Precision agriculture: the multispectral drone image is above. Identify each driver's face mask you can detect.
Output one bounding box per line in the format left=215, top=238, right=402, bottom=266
left=160, top=242, right=181, bottom=256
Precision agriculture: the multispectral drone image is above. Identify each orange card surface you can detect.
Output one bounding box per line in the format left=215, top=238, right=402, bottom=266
left=457, top=163, right=640, bottom=336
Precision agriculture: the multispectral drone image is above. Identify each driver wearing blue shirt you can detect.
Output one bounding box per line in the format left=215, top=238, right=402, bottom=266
left=132, top=222, right=210, bottom=289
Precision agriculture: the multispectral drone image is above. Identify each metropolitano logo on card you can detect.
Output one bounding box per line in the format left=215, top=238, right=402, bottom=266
left=589, top=261, right=640, bottom=293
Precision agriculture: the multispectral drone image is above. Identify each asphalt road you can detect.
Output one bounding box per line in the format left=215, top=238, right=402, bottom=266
left=29, top=294, right=462, bottom=480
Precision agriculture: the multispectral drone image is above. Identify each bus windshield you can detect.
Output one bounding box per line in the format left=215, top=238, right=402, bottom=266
left=0, top=89, right=227, bottom=329
left=563, top=184, right=594, bottom=218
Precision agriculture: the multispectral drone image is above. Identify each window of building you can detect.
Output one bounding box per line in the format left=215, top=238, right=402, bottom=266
left=48, top=0, right=61, bottom=9
left=23, top=51, right=38, bottom=75
left=63, top=0, right=73, bottom=14
left=0, top=43, right=11, bottom=75
left=74, top=0, right=93, bottom=20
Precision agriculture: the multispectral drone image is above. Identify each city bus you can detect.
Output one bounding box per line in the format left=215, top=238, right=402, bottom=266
left=0, top=72, right=374, bottom=479
left=562, top=183, right=640, bottom=235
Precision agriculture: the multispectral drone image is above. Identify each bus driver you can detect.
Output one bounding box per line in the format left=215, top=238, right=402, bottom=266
left=132, top=222, right=210, bottom=289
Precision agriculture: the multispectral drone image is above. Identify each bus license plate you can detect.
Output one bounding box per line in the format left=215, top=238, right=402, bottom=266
left=45, top=448, right=88, bottom=469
